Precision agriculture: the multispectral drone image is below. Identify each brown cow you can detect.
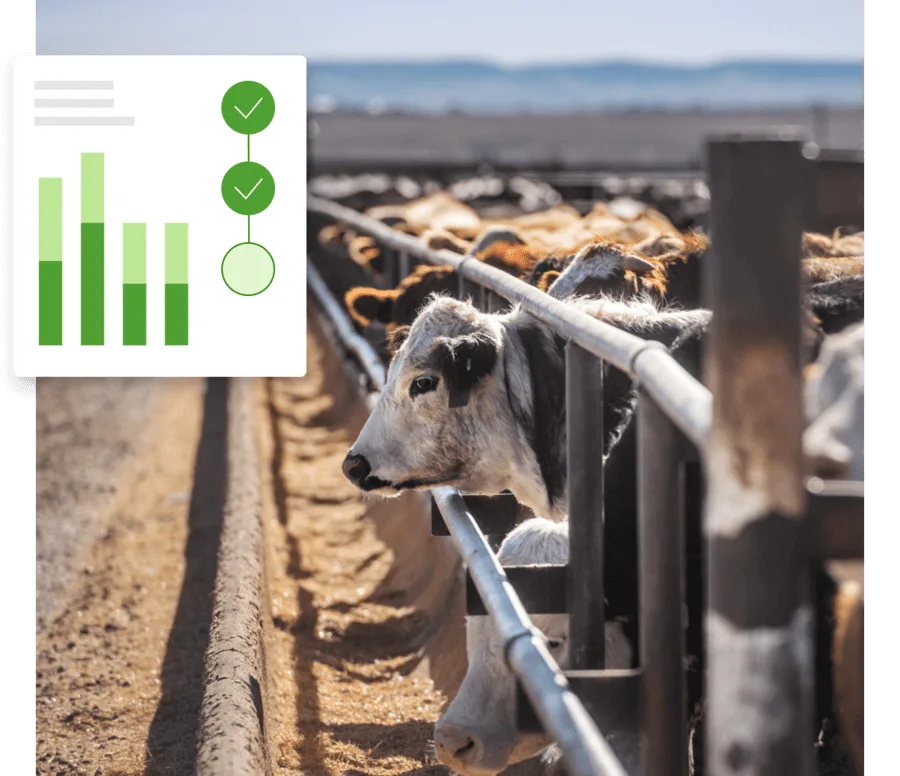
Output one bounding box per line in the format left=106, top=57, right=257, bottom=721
left=802, top=229, right=865, bottom=259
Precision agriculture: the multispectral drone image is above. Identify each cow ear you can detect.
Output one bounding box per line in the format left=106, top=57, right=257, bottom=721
left=345, top=288, right=395, bottom=326
left=432, top=331, right=498, bottom=408
left=386, top=325, right=411, bottom=355
left=537, top=270, right=561, bottom=293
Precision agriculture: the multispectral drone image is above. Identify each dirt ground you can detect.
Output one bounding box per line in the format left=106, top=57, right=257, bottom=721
left=261, top=318, right=463, bottom=776
left=36, top=377, right=224, bottom=776
left=33, top=321, right=519, bottom=776
left=37, top=378, right=160, bottom=632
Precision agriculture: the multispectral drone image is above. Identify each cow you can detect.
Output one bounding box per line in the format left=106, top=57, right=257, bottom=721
left=341, top=289, right=710, bottom=521
left=343, top=225, right=709, bottom=335
left=341, top=260, right=862, bottom=774
left=432, top=517, right=635, bottom=776
left=534, top=231, right=709, bottom=309
left=803, top=322, right=864, bottom=776
left=806, top=276, right=865, bottom=338
left=804, top=321, right=863, bottom=481
left=345, top=264, right=459, bottom=331
left=342, top=227, right=544, bottom=332
left=802, top=229, right=864, bottom=259
left=327, top=193, right=688, bottom=281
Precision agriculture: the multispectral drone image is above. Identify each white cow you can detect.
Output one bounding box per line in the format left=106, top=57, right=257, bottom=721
left=432, top=518, right=634, bottom=775
left=342, top=288, right=710, bottom=521
left=804, top=321, right=864, bottom=480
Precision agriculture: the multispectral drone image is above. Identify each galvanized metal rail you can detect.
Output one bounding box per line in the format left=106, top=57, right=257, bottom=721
left=307, top=134, right=864, bottom=776
left=309, top=194, right=713, bottom=448
left=307, top=261, right=629, bottom=776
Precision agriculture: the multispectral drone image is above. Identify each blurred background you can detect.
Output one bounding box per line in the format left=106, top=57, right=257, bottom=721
left=38, top=0, right=863, bottom=169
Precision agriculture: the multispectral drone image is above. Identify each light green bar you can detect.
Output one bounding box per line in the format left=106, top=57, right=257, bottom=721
left=122, top=223, right=146, bottom=284
left=164, top=223, right=189, bottom=284
left=80, top=152, right=104, bottom=223
left=39, top=178, right=63, bottom=262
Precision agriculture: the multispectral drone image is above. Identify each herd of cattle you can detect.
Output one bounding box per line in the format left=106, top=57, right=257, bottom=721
left=312, top=186, right=864, bottom=775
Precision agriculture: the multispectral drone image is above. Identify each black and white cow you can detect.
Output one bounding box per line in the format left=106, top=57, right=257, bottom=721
left=432, top=517, right=635, bottom=775
left=341, top=250, right=860, bottom=775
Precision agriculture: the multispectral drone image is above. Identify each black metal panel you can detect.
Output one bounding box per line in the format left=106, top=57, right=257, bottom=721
left=566, top=343, right=607, bottom=670
left=430, top=493, right=523, bottom=537
left=466, top=565, right=568, bottom=616
left=808, top=478, right=864, bottom=560
left=517, top=669, right=643, bottom=735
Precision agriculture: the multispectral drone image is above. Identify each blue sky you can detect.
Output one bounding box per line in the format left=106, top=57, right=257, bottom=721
left=37, top=0, right=863, bottom=64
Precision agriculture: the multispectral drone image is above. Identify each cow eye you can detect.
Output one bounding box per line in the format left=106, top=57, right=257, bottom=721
left=410, top=375, right=440, bottom=398
left=546, top=636, right=566, bottom=650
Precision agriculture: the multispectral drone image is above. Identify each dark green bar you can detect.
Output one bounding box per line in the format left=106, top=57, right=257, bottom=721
left=123, top=284, right=146, bottom=345
left=39, top=261, right=63, bottom=345
left=81, top=222, right=104, bottom=345
left=165, top=283, right=188, bottom=346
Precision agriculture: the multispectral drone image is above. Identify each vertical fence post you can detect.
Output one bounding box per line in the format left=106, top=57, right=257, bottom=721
left=383, top=247, right=399, bottom=288
left=479, top=286, right=490, bottom=313
left=398, top=250, right=410, bottom=280
left=637, top=389, right=687, bottom=776
left=705, top=135, right=814, bottom=776
left=565, top=342, right=606, bottom=670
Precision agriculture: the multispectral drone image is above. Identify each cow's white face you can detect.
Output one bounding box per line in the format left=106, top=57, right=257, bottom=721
left=435, top=610, right=570, bottom=774
left=343, top=296, right=529, bottom=499
left=433, top=518, right=634, bottom=775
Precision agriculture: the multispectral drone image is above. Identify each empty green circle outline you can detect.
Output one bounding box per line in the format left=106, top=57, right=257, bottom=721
left=221, top=242, right=276, bottom=296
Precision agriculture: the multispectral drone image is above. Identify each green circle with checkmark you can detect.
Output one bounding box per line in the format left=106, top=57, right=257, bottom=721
left=221, top=161, right=275, bottom=216
left=222, top=81, right=275, bottom=135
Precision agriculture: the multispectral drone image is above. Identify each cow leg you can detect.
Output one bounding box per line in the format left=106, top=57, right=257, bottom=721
left=832, top=571, right=864, bottom=774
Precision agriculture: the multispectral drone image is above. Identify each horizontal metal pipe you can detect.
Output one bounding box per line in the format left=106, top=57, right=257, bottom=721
left=309, top=243, right=630, bottom=775
left=432, top=486, right=630, bottom=776
left=307, top=262, right=387, bottom=391
left=308, top=195, right=711, bottom=448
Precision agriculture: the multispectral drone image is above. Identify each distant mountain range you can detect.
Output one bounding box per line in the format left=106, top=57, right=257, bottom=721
left=307, top=59, right=863, bottom=114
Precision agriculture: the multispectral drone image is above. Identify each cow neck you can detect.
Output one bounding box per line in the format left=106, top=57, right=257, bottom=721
left=503, top=317, right=568, bottom=518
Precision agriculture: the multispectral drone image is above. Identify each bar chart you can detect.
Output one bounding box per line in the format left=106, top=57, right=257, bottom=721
left=38, top=152, right=190, bottom=348
left=14, top=55, right=308, bottom=377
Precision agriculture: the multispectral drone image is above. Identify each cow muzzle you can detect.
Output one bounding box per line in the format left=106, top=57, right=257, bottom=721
left=341, top=452, right=392, bottom=491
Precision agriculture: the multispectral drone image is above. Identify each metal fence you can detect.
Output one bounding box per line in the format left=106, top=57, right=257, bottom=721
left=306, top=133, right=864, bottom=776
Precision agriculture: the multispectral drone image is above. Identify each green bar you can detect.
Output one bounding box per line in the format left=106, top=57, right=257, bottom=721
left=165, top=284, right=188, bottom=346
left=81, top=223, right=104, bottom=345
left=39, top=178, right=63, bottom=346
left=39, top=178, right=63, bottom=262
left=81, top=154, right=104, bottom=346
left=164, top=223, right=189, bottom=284
left=123, top=284, right=146, bottom=346
left=123, top=223, right=146, bottom=284
left=80, top=153, right=104, bottom=224
left=39, top=262, right=63, bottom=346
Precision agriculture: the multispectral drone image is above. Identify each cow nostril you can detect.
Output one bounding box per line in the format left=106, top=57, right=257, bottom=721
left=341, top=453, right=371, bottom=484
left=455, top=738, right=476, bottom=761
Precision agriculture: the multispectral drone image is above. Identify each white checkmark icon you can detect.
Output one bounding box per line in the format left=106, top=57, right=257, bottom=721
left=234, top=96, right=263, bottom=119
left=234, top=178, right=264, bottom=200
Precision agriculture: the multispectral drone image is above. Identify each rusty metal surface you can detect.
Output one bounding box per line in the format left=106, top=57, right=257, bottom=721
left=704, top=135, right=814, bottom=776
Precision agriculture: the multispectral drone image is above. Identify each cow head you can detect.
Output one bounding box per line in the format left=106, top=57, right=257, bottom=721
left=344, top=265, right=459, bottom=329
left=342, top=296, right=518, bottom=497
left=432, top=518, right=633, bottom=774
left=546, top=242, right=658, bottom=300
